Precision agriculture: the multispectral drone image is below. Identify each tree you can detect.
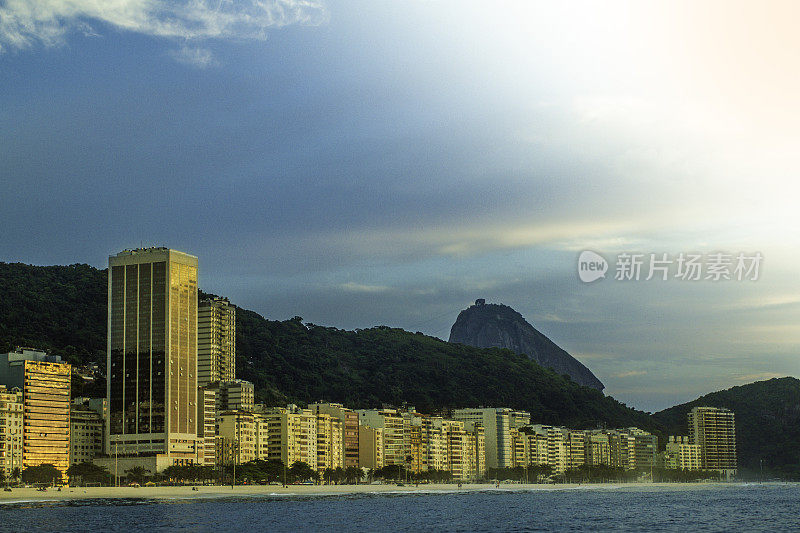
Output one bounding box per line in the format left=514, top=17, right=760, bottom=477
left=12, top=467, right=21, bottom=482
left=288, top=461, right=318, bottom=483
left=345, top=466, right=362, bottom=484
left=67, top=462, right=110, bottom=486
left=21, top=464, right=62, bottom=485
left=124, top=466, right=150, bottom=484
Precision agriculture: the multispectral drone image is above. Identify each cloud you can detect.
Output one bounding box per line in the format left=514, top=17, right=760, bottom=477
left=733, top=372, right=783, bottom=383
left=0, top=0, right=327, bottom=53
left=339, top=282, right=392, bottom=294
left=169, top=45, right=218, bottom=68
left=612, top=370, right=647, bottom=378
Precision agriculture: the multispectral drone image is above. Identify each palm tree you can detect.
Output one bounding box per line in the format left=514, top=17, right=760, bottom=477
left=124, top=466, right=150, bottom=485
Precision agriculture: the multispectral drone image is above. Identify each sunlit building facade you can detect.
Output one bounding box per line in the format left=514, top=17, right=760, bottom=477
left=0, top=385, right=23, bottom=480
left=309, top=403, right=359, bottom=468
left=452, top=407, right=530, bottom=469
left=0, top=349, right=71, bottom=477
left=107, top=248, right=199, bottom=464
left=197, top=297, right=236, bottom=386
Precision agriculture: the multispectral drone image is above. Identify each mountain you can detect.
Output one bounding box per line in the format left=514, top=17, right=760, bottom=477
left=652, top=377, right=800, bottom=479
left=449, top=300, right=604, bottom=390
left=0, top=262, right=651, bottom=431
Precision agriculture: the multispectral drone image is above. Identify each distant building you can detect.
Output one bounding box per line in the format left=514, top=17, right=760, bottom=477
left=358, top=426, right=384, bottom=470
left=309, top=403, right=359, bottom=468
left=664, top=436, right=701, bottom=470
left=198, top=298, right=236, bottom=386
left=315, top=412, right=344, bottom=473
left=70, top=400, right=105, bottom=466
left=0, top=349, right=71, bottom=477
left=259, top=405, right=318, bottom=468
left=357, top=409, right=405, bottom=467
left=452, top=408, right=530, bottom=469
left=689, top=406, right=736, bottom=478
left=107, top=248, right=199, bottom=466
left=217, top=410, right=257, bottom=464
left=0, top=385, right=23, bottom=480
left=210, top=379, right=254, bottom=412
left=197, top=387, right=217, bottom=466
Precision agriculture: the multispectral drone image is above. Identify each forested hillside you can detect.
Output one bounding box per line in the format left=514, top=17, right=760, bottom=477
left=653, top=378, right=800, bottom=478
left=0, top=263, right=106, bottom=361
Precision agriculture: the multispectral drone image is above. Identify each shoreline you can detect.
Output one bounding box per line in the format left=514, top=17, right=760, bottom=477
left=0, top=481, right=779, bottom=504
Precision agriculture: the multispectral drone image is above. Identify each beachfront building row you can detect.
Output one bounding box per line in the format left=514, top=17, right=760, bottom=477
left=215, top=404, right=344, bottom=474
left=356, top=407, right=487, bottom=482
left=507, top=425, right=659, bottom=474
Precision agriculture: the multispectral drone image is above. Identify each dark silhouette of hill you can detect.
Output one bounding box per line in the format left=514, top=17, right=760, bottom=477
left=449, top=301, right=604, bottom=390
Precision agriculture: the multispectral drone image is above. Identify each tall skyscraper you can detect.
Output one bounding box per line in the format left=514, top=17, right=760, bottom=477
left=0, top=349, right=71, bottom=477
left=197, top=297, right=236, bottom=386
left=107, top=248, right=198, bottom=464
left=688, top=406, right=737, bottom=478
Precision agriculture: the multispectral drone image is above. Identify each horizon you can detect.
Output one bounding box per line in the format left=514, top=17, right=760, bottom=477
left=3, top=1, right=799, bottom=412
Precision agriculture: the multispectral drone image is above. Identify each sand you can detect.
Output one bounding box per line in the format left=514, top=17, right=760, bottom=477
left=0, top=481, right=742, bottom=504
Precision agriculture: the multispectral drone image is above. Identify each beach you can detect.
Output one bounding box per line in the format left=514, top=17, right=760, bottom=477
left=0, top=481, right=742, bottom=504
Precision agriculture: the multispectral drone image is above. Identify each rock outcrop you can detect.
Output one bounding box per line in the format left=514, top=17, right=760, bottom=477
left=449, top=300, right=604, bottom=390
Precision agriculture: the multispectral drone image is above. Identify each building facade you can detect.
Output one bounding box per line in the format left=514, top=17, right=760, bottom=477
left=197, top=387, right=217, bottom=466
left=0, top=349, right=71, bottom=477
left=211, top=380, right=254, bottom=413
left=0, top=385, right=23, bottom=481
left=452, top=408, right=530, bottom=469
left=689, top=406, right=736, bottom=477
left=69, top=401, right=104, bottom=466
left=664, top=436, right=702, bottom=470
left=197, top=298, right=236, bottom=386
left=107, top=248, right=199, bottom=464
left=309, top=403, right=359, bottom=468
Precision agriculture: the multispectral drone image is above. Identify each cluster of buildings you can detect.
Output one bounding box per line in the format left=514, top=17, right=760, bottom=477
left=0, top=247, right=738, bottom=483
left=663, top=407, right=738, bottom=479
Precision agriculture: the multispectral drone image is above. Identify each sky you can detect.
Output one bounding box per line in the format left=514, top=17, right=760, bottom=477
left=2, top=0, right=799, bottom=412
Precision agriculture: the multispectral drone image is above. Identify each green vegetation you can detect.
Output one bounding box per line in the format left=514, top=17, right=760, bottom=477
left=322, top=466, right=362, bottom=484
left=21, top=464, right=62, bottom=485
left=653, top=377, right=800, bottom=480
left=0, top=263, right=106, bottom=363
left=67, top=462, right=111, bottom=485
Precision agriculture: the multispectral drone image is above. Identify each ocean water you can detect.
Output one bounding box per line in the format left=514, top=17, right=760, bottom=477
left=2, top=484, right=798, bottom=532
